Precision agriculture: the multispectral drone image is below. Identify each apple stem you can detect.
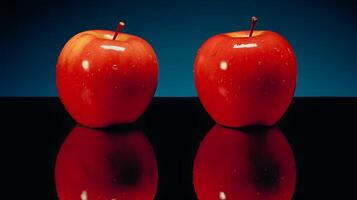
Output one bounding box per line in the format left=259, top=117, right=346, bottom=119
left=113, top=21, right=125, bottom=40
left=249, top=16, right=258, bottom=37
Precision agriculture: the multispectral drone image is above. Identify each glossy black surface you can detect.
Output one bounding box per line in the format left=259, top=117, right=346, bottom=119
left=1, top=97, right=356, bottom=199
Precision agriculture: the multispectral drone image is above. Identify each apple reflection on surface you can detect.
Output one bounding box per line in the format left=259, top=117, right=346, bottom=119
left=55, top=125, right=158, bottom=200
left=193, top=125, right=296, bottom=200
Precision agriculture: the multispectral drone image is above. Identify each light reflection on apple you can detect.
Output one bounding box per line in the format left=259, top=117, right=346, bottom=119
left=193, top=124, right=296, bottom=200
left=55, top=125, right=158, bottom=200
left=81, top=60, right=90, bottom=71
left=233, top=43, right=258, bottom=49
left=100, top=44, right=126, bottom=52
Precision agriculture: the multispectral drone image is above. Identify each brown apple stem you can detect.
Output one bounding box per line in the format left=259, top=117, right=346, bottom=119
left=249, top=16, right=258, bottom=37
left=113, top=21, right=125, bottom=40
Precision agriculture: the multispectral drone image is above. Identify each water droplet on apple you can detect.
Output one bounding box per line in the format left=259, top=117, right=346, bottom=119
left=112, top=64, right=118, bottom=70
left=258, top=61, right=262, bottom=65
left=228, top=79, right=233, bottom=85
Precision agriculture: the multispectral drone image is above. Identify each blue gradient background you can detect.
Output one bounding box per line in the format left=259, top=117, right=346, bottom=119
left=1, top=0, right=356, bottom=96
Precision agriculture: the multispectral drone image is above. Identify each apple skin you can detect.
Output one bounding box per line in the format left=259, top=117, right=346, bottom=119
left=194, top=31, right=297, bottom=127
left=55, top=125, right=158, bottom=200
left=193, top=125, right=296, bottom=200
left=56, top=30, right=158, bottom=127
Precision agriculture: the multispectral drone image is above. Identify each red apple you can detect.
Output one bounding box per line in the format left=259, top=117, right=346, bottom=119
left=55, top=125, right=158, bottom=200
left=56, top=22, right=158, bottom=127
left=194, top=17, right=297, bottom=127
left=193, top=125, right=296, bottom=200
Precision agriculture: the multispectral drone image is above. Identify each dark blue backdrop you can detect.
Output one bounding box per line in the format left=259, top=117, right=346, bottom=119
left=1, top=0, right=356, bottom=96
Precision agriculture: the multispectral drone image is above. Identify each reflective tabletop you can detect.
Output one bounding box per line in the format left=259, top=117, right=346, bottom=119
left=1, top=97, right=356, bottom=199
